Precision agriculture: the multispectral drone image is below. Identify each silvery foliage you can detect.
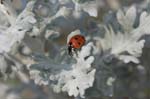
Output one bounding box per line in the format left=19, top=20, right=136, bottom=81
left=29, top=30, right=96, bottom=98
left=0, top=0, right=36, bottom=53
left=0, top=83, right=20, bottom=99
left=72, top=0, right=102, bottom=17
left=89, top=4, right=150, bottom=98
left=0, top=0, right=149, bottom=99
left=0, top=0, right=36, bottom=79
left=29, top=4, right=150, bottom=98
left=97, top=5, right=150, bottom=64
left=50, top=43, right=95, bottom=98
left=116, top=7, right=143, bottom=63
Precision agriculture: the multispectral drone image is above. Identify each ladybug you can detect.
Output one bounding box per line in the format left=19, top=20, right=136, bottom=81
left=68, top=34, right=85, bottom=56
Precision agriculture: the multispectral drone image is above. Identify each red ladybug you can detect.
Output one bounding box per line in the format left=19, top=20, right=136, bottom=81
left=68, top=34, right=85, bottom=56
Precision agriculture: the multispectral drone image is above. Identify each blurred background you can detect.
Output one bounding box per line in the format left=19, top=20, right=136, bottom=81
left=0, top=0, right=150, bottom=99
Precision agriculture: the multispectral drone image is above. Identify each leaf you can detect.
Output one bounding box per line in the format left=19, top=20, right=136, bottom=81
left=126, top=6, right=136, bottom=27
left=139, top=11, right=148, bottom=25
left=116, top=9, right=125, bottom=27
left=116, top=6, right=137, bottom=32
left=30, top=63, right=52, bottom=71
left=50, top=43, right=96, bottom=98
left=83, top=6, right=98, bottom=17
left=132, top=11, right=150, bottom=39
left=118, top=55, right=139, bottom=64
left=0, top=1, right=36, bottom=53
left=32, top=53, right=49, bottom=62
left=100, top=26, right=145, bottom=63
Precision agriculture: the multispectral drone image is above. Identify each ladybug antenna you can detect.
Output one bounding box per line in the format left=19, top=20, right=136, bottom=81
left=68, top=44, right=72, bottom=56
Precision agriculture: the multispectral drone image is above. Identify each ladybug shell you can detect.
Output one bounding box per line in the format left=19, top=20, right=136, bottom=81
left=68, top=35, right=85, bottom=49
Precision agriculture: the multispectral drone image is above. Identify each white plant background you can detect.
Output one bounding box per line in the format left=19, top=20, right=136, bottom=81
left=0, top=0, right=149, bottom=99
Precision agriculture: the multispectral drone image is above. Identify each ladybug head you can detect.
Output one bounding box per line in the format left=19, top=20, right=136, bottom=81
left=68, top=42, right=73, bottom=56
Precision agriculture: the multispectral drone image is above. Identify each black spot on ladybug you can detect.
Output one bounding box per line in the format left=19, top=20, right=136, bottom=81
left=75, top=37, right=78, bottom=40
left=78, top=42, right=81, bottom=45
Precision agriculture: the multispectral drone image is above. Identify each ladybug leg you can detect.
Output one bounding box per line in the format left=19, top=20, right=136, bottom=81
left=73, top=48, right=78, bottom=57
left=68, top=45, right=73, bottom=56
